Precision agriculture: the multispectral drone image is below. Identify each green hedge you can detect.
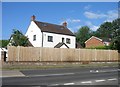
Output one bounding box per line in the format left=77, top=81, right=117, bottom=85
left=86, top=46, right=111, bottom=50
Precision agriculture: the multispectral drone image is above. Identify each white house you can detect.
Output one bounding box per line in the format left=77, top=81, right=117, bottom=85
left=25, top=15, right=76, bottom=48
left=0, top=48, right=8, bottom=61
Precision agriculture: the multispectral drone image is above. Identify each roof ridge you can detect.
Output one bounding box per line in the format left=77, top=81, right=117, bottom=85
left=85, top=36, right=102, bottom=43
left=54, top=42, right=69, bottom=48
left=34, top=20, right=64, bottom=27
left=33, top=20, right=75, bottom=36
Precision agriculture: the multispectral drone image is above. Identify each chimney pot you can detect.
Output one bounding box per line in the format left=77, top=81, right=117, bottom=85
left=31, top=15, right=35, bottom=21
left=63, top=22, right=67, bottom=27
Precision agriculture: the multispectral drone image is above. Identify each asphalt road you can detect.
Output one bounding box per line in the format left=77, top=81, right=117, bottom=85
left=2, top=66, right=119, bottom=87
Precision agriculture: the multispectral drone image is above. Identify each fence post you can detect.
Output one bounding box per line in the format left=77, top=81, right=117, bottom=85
left=17, top=46, right=20, bottom=62
left=118, top=50, right=120, bottom=63
left=12, top=46, right=14, bottom=62
left=109, top=50, right=111, bottom=62
left=79, top=49, right=80, bottom=61
left=60, top=48, right=62, bottom=62
left=39, top=47, right=41, bottom=62
left=94, top=49, right=97, bottom=61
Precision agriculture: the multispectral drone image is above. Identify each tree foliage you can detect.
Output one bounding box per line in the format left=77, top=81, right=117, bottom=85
left=9, top=29, right=29, bottom=46
left=110, top=27, right=120, bottom=51
left=0, top=40, right=9, bottom=48
left=95, top=19, right=120, bottom=39
left=96, top=22, right=112, bottom=38
left=75, top=18, right=120, bottom=50
left=75, top=26, right=91, bottom=47
left=107, top=18, right=120, bottom=51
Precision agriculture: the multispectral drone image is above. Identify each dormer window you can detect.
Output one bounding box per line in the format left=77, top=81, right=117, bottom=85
left=43, top=23, right=47, bottom=27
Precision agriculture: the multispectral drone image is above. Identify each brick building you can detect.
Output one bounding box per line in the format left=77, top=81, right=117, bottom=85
left=85, top=36, right=110, bottom=48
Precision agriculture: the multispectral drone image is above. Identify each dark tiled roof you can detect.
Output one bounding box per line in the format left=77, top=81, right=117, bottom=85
left=54, top=42, right=69, bottom=48
left=76, top=42, right=83, bottom=48
left=34, top=21, right=75, bottom=36
left=101, top=38, right=111, bottom=42
left=27, top=40, right=33, bottom=47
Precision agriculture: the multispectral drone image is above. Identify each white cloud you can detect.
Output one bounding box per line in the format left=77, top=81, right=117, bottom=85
left=68, top=25, right=82, bottom=33
left=105, top=10, right=118, bottom=22
left=68, top=27, right=74, bottom=33
left=71, top=19, right=81, bottom=23
left=60, top=18, right=81, bottom=25
left=66, top=19, right=81, bottom=23
left=92, top=25, right=99, bottom=31
left=85, top=21, right=92, bottom=26
left=84, top=11, right=106, bottom=19
left=84, top=10, right=118, bottom=22
left=75, top=25, right=81, bottom=29
left=84, top=5, right=91, bottom=10
left=85, top=21, right=99, bottom=31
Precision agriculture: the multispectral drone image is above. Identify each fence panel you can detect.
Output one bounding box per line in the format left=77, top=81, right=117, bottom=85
left=8, top=46, right=118, bottom=62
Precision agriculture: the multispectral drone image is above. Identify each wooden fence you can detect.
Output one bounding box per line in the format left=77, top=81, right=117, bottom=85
left=7, top=46, right=118, bottom=62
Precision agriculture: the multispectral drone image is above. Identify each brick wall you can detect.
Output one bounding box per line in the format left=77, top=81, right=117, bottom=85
left=85, top=37, right=104, bottom=48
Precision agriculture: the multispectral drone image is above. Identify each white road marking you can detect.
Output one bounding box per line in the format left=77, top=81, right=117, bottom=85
left=27, top=73, right=74, bottom=77
left=90, top=69, right=118, bottom=73
left=81, top=81, right=92, bottom=84
left=110, top=70, right=118, bottom=72
left=103, top=66, right=109, bottom=67
left=96, top=70, right=99, bottom=72
left=95, top=79, right=106, bottom=82
left=90, top=70, right=99, bottom=72
left=64, top=83, right=75, bottom=85
left=108, top=78, right=117, bottom=81
left=51, top=84, right=59, bottom=86
left=90, top=70, right=93, bottom=72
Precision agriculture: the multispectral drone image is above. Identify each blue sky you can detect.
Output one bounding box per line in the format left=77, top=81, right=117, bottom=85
left=2, top=2, right=118, bottom=40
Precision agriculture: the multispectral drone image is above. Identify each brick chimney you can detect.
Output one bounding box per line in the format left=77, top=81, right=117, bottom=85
left=63, top=21, right=67, bottom=27
left=31, top=15, right=35, bottom=21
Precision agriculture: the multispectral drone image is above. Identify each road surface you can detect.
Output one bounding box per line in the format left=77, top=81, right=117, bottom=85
left=2, top=66, right=119, bottom=87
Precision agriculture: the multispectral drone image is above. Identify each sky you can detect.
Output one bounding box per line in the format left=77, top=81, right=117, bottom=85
left=2, top=2, right=119, bottom=40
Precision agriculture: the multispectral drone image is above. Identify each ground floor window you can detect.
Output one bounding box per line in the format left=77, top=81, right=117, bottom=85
left=66, top=38, right=70, bottom=44
left=48, top=36, right=53, bottom=42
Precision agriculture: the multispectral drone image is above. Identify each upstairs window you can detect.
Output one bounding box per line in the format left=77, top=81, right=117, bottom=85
left=33, top=35, right=36, bottom=41
left=48, top=36, right=53, bottom=42
left=66, top=38, right=70, bottom=44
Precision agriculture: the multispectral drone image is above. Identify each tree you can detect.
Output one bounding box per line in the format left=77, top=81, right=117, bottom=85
left=9, top=29, right=29, bottom=46
left=108, top=18, right=120, bottom=51
left=96, top=22, right=112, bottom=38
left=75, top=26, right=91, bottom=47
left=0, top=40, right=9, bottom=48
left=111, top=18, right=120, bottom=38
left=110, top=28, right=120, bottom=51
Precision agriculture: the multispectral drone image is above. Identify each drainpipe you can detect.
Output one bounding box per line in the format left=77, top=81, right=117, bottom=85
left=118, top=50, right=120, bottom=64
left=42, top=32, right=43, bottom=47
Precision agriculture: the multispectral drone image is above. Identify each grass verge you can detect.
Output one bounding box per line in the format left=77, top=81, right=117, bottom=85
left=2, top=62, right=118, bottom=70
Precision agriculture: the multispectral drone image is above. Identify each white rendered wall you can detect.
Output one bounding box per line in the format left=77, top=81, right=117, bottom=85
left=25, top=21, right=42, bottom=47
left=60, top=45, right=68, bottom=48
left=42, top=32, right=76, bottom=48
left=25, top=21, right=76, bottom=48
left=0, top=52, right=1, bottom=60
